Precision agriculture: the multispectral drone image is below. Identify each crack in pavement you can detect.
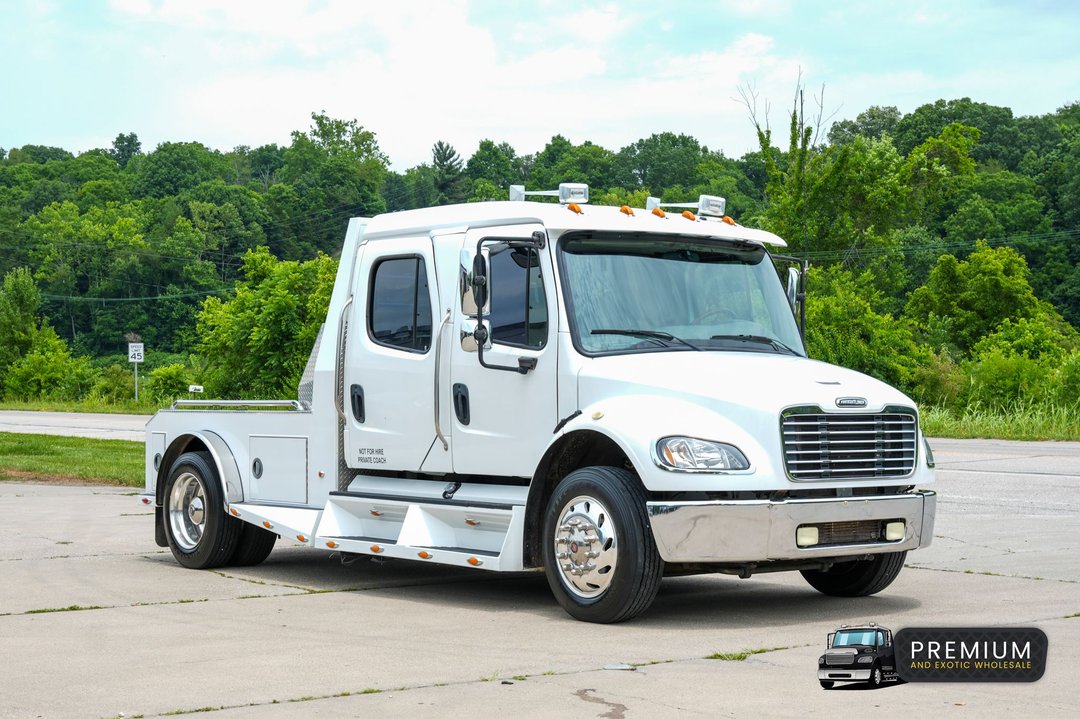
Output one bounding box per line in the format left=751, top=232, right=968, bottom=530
left=907, top=564, right=1078, bottom=583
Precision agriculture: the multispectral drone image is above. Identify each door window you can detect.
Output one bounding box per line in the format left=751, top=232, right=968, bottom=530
left=488, top=246, right=546, bottom=348
left=369, top=257, right=432, bottom=352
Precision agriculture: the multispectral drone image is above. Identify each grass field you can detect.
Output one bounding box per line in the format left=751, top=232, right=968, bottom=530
left=921, top=404, right=1080, bottom=442
left=0, top=433, right=143, bottom=486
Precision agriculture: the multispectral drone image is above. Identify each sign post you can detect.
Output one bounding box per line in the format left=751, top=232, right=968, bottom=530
left=128, top=342, right=144, bottom=401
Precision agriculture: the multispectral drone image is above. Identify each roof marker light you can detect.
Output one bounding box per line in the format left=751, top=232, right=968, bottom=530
left=681, top=210, right=696, bottom=221
left=567, top=202, right=583, bottom=215
left=651, top=207, right=666, bottom=218
left=646, top=194, right=727, bottom=218
left=722, top=216, right=736, bottom=225
left=509, top=183, right=589, bottom=205
left=619, top=205, right=634, bottom=216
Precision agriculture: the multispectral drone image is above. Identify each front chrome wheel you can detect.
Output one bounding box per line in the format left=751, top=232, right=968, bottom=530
left=552, top=494, right=619, bottom=599
left=168, top=471, right=207, bottom=551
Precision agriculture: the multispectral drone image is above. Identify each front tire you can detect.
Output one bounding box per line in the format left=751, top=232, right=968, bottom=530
left=868, top=664, right=883, bottom=688
left=819, top=680, right=834, bottom=689
left=163, top=452, right=240, bottom=569
left=541, top=466, right=663, bottom=623
left=800, top=552, right=906, bottom=597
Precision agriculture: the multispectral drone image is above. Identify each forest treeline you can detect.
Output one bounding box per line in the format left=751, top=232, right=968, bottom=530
left=0, top=95, right=1078, bottom=416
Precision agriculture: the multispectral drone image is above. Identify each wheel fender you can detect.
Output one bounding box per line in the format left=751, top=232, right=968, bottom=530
left=552, top=395, right=769, bottom=491
left=155, top=430, right=244, bottom=507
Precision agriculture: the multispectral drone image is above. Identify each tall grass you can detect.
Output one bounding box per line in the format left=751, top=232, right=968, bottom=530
left=921, top=402, right=1080, bottom=441
left=0, top=433, right=144, bottom=485
left=0, top=398, right=164, bottom=414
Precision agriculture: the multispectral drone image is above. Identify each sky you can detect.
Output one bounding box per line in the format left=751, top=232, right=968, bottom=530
left=2, top=0, right=1079, bottom=170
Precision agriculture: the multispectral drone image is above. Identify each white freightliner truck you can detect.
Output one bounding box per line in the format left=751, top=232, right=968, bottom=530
left=142, top=183, right=936, bottom=623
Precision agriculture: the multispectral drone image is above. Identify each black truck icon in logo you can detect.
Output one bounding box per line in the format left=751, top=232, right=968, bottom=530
left=818, top=623, right=900, bottom=688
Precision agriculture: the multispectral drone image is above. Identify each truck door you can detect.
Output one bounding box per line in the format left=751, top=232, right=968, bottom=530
left=343, top=237, right=440, bottom=471
left=450, top=224, right=558, bottom=477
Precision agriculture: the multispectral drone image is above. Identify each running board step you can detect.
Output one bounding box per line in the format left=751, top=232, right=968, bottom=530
left=315, top=493, right=525, bottom=571
left=228, top=504, right=322, bottom=545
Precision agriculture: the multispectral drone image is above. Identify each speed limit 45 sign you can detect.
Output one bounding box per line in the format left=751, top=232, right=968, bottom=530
left=128, top=342, right=144, bottom=363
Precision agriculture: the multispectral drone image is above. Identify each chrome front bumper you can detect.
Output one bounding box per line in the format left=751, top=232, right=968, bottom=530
left=646, top=490, right=936, bottom=563
left=818, top=669, right=871, bottom=681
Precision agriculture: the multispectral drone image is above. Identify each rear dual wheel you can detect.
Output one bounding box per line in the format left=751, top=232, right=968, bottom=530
left=163, top=451, right=275, bottom=569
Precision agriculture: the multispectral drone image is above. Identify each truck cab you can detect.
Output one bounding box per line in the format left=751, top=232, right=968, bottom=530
left=818, top=623, right=898, bottom=688
left=143, top=183, right=936, bottom=623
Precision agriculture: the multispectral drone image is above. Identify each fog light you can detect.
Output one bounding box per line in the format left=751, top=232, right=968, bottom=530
left=796, top=526, right=819, bottom=547
left=885, top=521, right=905, bottom=541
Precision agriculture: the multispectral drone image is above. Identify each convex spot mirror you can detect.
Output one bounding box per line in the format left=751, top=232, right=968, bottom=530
left=786, top=266, right=800, bottom=310
left=472, top=253, right=489, bottom=310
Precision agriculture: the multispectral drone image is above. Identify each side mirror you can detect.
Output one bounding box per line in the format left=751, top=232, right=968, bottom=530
left=472, top=254, right=488, bottom=310
left=786, top=266, right=800, bottom=309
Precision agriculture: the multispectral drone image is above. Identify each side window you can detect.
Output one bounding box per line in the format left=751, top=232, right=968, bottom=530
left=369, top=257, right=432, bottom=352
left=489, top=247, right=546, bottom=348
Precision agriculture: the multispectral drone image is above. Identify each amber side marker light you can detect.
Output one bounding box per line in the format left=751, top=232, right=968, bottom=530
left=467, top=557, right=482, bottom=566
left=371, top=545, right=384, bottom=554
left=262, top=521, right=273, bottom=529
left=297, top=534, right=307, bottom=542
left=229, top=508, right=239, bottom=517
left=418, top=551, right=432, bottom=559
left=326, top=541, right=339, bottom=549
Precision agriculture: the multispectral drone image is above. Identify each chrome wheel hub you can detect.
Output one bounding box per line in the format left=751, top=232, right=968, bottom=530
left=553, top=495, right=618, bottom=598
left=169, top=472, right=207, bottom=551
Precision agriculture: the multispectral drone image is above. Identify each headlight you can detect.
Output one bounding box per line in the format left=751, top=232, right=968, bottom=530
left=656, top=437, right=749, bottom=471
left=818, top=657, right=825, bottom=665
left=857, top=655, right=874, bottom=664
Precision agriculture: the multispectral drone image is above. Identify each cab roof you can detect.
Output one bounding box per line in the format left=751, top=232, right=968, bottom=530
left=359, top=200, right=788, bottom=248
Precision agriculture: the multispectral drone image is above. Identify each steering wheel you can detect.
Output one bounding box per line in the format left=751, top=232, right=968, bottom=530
left=691, top=308, right=736, bottom=324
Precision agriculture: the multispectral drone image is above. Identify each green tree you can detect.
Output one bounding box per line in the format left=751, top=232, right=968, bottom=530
left=196, top=247, right=336, bottom=398
left=905, top=243, right=1043, bottom=353
left=0, top=268, right=42, bottom=379
left=432, top=141, right=466, bottom=205
left=109, top=132, right=142, bottom=169
left=828, top=105, right=901, bottom=146
left=466, top=139, right=521, bottom=188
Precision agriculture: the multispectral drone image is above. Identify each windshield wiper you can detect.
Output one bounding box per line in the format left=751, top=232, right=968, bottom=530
left=709, top=334, right=801, bottom=355
left=591, top=328, right=702, bottom=351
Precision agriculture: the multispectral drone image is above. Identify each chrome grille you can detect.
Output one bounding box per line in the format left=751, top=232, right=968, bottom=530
left=783, top=410, right=916, bottom=480
left=826, top=649, right=857, bottom=666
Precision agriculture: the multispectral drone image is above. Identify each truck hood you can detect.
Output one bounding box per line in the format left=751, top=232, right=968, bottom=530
left=576, top=351, right=914, bottom=416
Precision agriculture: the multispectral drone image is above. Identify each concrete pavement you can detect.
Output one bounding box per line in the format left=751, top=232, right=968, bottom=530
left=0, top=439, right=1077, bottom=718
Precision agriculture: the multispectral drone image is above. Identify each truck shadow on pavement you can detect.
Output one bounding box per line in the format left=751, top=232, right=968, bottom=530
left=177, top=545, right=922, bottom=628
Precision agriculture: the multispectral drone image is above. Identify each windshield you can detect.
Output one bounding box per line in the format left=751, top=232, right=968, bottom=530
left=832, top=631, right=879, bottom=647
left=559, top=233, right=805, bottom=356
